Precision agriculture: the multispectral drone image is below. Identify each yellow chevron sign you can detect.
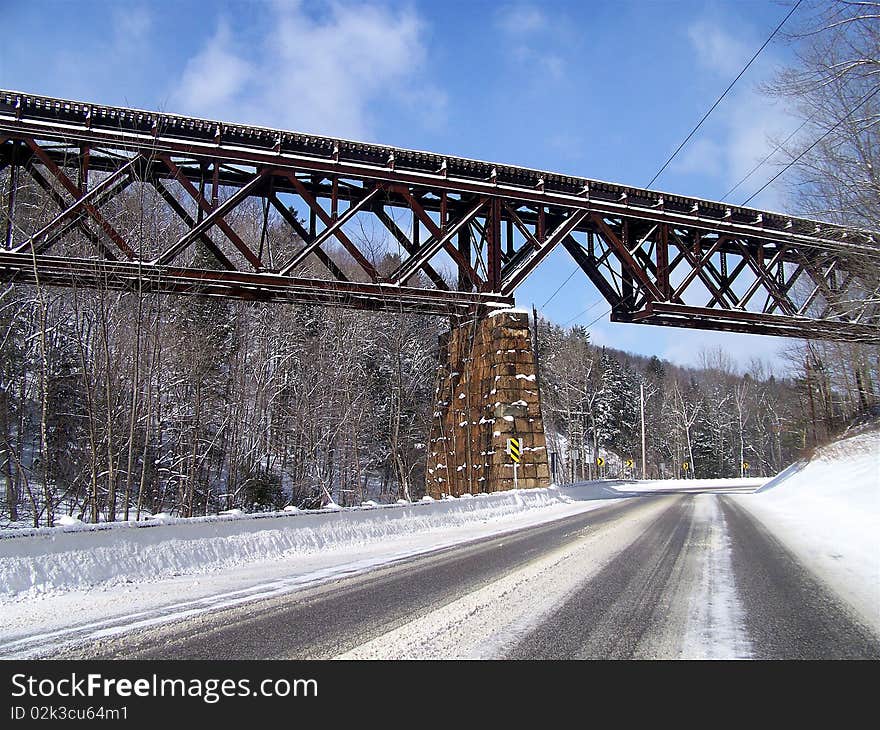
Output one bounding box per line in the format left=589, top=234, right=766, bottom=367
left=624, top=458, right=634, bottom=469
left=596, top=457, right=605, bottom=467
left=507, top=437, right=521, bottom=463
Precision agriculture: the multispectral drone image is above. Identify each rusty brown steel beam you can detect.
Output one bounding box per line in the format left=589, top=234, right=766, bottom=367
left=12, top=154, right=139, bottom=253
left=619, top=303, right=880, bottom=342
left=24, top=139, right=136, bottom=258
left=671, top=236, right=725, bottom=302
left=656, top=223, right=670, bottom=299
left=33, top=174, right=134, bottom=255
left=2, top=89, right=874, bottom=256
left=391, top=185, right=483, bottom=288
left=4, top=144, right=18, bottom=249
left=267, top=193, right=350, bottom=282
left=0, top=91, right=877, bottom=341
left=158, top=168, right=269, bottom=265
left=390, top=196, right=486, bottom=286
left=0, top=252, right=510, bottom=314
left=731, top=238, right=797, bottom=316
left=158, top=153, right=263, bottom=269
left=20, top=160, right=119, bottom=260
left=591, top=213, right=664, bottom=302
left=501, top=210, right=589, bottom=295
left=10, top=141, right=869, bottom=272
left=278, top=183, right=381, bottom=275
left=371, top=205, right=448, bottom=290
left=707, top=256, right=749, bottom=308
left=152, top=179, right=237, bottom=271
left=666, top=229, right=736, bottom=308
left=560, top=235, right=623, bottom=310
left=737, top=245, right=788, bottom=310
left=283, top=172, right=380, bottom=281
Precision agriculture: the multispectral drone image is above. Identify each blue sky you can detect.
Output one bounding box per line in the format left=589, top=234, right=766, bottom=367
left=0, top=0, right=807, bottom=369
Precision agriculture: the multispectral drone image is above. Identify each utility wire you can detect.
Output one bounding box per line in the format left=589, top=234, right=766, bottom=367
left=720, top=119, right=809, bottom=200
left=582, top=307, right=614, bottom=330
left=540, top=265, right=581, bottom=309
left=646, top=0, right=802, bottom=188
left=740, top=85, right=880, bottom=206
left=564, top=301, right=610, bottom=328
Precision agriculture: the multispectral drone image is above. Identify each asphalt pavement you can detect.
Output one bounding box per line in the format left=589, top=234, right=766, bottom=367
left=64, top=491, right=879, bottom=660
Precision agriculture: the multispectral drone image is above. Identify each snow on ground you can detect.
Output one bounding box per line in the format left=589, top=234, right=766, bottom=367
left=0, top=477, right=763, bottom=658
left=732, top=429, right=880, bottom=632
left=0, top=479, right=761, bottom=601
left=0, top=485, right=619, bottom=601
left=0, top=483, right=632, bottom=657
left=611, top=477, right=764, bottom=493
left=681, top=495, right=752, bottom=659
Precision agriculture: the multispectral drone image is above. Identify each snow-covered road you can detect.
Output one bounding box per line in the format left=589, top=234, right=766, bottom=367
left=343, top=493, right=876, bottom=660
left=41, top=489, right=878, bottom=660
left=1, top=430, right=876, bottom=660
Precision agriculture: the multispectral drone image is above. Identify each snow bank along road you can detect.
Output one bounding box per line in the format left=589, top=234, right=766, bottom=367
left=45, top=489, right=879, bottom=660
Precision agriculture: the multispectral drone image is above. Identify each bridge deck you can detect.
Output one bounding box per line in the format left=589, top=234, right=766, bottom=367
left=0, top=89, right=877, bottom=339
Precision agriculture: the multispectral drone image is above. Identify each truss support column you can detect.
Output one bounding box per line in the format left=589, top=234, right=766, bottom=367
left=657, top=224, right=670, bottom=300
left=5, top=146, right=17, bottom=250
left=426, top=309, right=549, bottom=498
left=457, top=225, right=471, bottom=292
left=79, top=145, right=89, bottom=194
left=486, top=198, right=502, bottom=293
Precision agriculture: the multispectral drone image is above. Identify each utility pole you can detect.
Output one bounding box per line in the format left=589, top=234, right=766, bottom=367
left=640, top=381, right=647, bottom=480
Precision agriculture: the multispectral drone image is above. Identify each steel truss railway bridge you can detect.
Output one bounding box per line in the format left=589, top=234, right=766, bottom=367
left=1, top=90, right=878, bottom=496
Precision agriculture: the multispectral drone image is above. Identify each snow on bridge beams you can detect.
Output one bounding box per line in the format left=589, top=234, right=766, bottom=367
left=0, top=89, right=878, bottom=341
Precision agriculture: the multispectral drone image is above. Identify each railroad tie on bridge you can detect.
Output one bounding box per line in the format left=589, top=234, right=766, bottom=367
left=427, top=309, right=549, bottom=498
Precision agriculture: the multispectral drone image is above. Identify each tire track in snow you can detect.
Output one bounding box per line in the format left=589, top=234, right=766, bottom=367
left=338, top=496, right=683, bottom=659
left=680, top=495, right=752, bottom=658
left=507, top=496, right=698, bottom=658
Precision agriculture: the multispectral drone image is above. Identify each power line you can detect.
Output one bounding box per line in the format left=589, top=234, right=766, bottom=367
left=740, top=85, right=880, bottom=206
left=720, top=119, right=809, bottom=201
left=582, top=307, right=613, bottom=330
left=564, top=300, right=610, bottom=327
left=646, top=0, right=802, bottom=188
left=540, top=265, right=581, bottom=309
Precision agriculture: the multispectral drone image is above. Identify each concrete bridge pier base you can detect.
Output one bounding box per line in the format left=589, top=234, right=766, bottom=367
left=426, top=309, right=550, bottom=498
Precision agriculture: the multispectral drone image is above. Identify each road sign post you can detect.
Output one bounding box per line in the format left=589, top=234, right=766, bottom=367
left=507, top=437, right=521, bottom=490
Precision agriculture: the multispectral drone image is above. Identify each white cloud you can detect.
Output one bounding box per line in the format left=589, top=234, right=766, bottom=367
left=494, top=4, right=569, bottom=83
left=687, top=18, right=752, bottom=77
left=497, top=5, right=547, bottom=35
left=510, top=45, right=565, bottom=81
left=112, top=5, right=152, bottom=44
left=678, top=17, right=799, bottom=210
left=722, top=93, right=795, bottom=210
left=170, top=0, right=433, bottom=140
left=673, top=137, right=726, bottom=177
left=174, top=23, right=253, bottom=117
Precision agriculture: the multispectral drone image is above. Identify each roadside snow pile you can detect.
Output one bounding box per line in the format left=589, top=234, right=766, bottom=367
left=0, top=484, right=614, bottom=599
left=620, top=477, right=764, bottom=493
left=732, top=429, right=880, bottom=630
